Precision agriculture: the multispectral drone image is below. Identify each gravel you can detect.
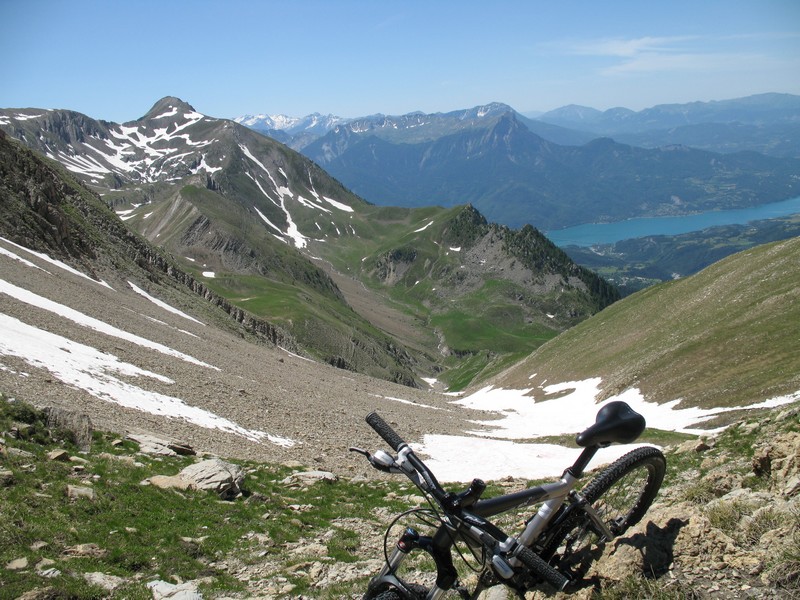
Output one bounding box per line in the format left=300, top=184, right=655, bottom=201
left=0, top=245, right=491, bottom=478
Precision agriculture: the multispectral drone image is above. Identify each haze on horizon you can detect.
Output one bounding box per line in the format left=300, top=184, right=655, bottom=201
left=1, top=0, right=799, bottom=123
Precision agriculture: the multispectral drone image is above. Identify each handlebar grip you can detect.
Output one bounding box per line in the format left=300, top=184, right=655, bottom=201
left=366, top=411, right=407, bottom=451
left=515, top=545, right=570, bottom=592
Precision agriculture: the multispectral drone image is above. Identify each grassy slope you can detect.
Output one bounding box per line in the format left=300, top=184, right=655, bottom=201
left=3, top=395, right=798, bottom=599
left=494, top=236, right=800, bottom=409
left=311, top=205, right=579, bottom=389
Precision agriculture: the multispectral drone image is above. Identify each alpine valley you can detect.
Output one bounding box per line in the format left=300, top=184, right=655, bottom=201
left=2, top=96, right=800, bottom=600
left=0, top=98, right=617, bottom=390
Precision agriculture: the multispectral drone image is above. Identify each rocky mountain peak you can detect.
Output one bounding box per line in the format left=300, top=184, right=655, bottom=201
left=139, top=96, right=199, bottom=122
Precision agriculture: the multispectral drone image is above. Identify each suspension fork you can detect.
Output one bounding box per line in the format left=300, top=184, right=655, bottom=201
left=368, top=526, right=459, bottom=600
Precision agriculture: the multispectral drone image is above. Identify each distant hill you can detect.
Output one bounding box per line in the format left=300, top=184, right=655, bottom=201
left=537, top=93, right=800, bottom=157
left=538, top=93, right=800, bottom=133
left=562, top=215, right=800, bottom=296
left=231, top=95, right=800, bottom=233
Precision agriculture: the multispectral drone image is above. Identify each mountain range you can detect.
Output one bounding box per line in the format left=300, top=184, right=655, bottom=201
left=233, top=94, right=800, bottom=231
left=0, top=99, right=616, bottom=389
left=238, top=93, right=800, bottom=157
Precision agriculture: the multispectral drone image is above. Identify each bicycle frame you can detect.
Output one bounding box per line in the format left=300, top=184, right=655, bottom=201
left=361, top=402, right=649, bottom=599
left=367, top=445, right=614, bottom=599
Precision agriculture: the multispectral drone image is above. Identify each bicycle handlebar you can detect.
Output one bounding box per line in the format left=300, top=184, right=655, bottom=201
left=366, top=411, right=407, bottom=451
left=365, top=411, right=450, bottom=504
left=363, top=411, right=572, bottom=592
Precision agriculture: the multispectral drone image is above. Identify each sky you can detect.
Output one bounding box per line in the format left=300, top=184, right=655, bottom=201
left=1, top=0, right=799, bottom=123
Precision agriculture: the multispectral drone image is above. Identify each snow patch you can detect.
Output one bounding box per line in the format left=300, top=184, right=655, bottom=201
left=128, top=281, right=204, bottom=325
left=0, top=313, right=292, bottom=446
left=0, top=279, right=216, bottom=370
left=412, top=378, right=800, bottom=482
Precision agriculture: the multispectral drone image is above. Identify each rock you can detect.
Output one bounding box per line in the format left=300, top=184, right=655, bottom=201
left=126, top=433, right=194, bottom=456
left=178, top=458, right=245, bottom=499
left=784, top=475, right=800, bottom=498
left=47, top=449, right=70, bottom=462
left=85, top=571, right=126, bottom=591
left=127, top=433, right=180, bottom=455
left=6, top=447, right=35, bottom=459
left=67, top=484, right=96, bottom=501
left=752, top=432, right=800, bottom=493
left=6, top=557, right=29, bottom=570
left=281, top=470, right=338, bottom=487
left=15, top=589, right=59, bottom=600
left=97, top=452, right=143, bottom=467
left=43, top=406, right=93, bottom=451
left=10, top=422, right=33, bottom=439
left=35, top=558, right=56, bottom=571
left=167, top=440, right=196, bottom=456
left=0, top=469, right=13, bottom=486
left=30, top=541, right=48, bottom=551
left=675, top=439, right=702, bottom=454
left=752, top=445, right=772, bottom=476
left=63, top=543, right=106, bottom=558
left=149, top=474, right=193, bottom=491
left=146, top=579, right=203, bottom=599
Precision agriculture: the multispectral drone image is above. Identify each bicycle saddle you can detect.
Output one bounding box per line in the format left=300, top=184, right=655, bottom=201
left=575, top=401, right=646, bottom=447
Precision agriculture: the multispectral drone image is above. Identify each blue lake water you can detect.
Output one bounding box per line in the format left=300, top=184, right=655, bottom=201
left=545, top=195, right=800, bottom=247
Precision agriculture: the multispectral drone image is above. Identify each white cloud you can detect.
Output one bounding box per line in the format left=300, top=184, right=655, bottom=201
left=566, top=35, right=699, bottom=58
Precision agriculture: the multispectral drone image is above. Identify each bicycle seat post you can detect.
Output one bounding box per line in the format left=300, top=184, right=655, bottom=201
left=567, top=445, right=600, bottom=479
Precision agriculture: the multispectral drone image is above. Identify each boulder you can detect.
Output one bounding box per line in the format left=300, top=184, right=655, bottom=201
left=47, top=449, right=70, bottom=462
left=0, top=470, right=13, bottom=486
left=752, top=432, right=800, bottom=495
left=43, top=406, right=93, bottom=452
left=281, top=470, right=338, bottom=487
left=178, top=458, right=244, bottom=499
left=146, top=579, right=203, bottom=600
left=67, top=485, right=96, bottom=501
left=127, top=433, right=180, bottom=455
left=84, top=571, right=126, bottom=591
left=6, top=557, right=29, bottom=570
left=149, top=474, right=193, bottom=491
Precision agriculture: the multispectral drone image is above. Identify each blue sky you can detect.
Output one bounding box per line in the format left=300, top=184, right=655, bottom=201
left=2, top=0, right=799, bottom=122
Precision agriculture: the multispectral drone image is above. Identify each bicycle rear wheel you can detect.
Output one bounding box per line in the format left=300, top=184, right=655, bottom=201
left=540, top=446, right=666, bottom=580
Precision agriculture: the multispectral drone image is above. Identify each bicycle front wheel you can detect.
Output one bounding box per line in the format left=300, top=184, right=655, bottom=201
left=362, top=583, right=428, bottom=600
left=541, top=446, right=666, bottom=580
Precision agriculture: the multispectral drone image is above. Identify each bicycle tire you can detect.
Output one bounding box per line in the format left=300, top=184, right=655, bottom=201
left=362, top=583, right=428, bottom=600
left=540, top=446, right=666, bottom=580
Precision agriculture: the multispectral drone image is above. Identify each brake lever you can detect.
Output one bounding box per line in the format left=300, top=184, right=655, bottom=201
left=348, top=446, right=370, bottom=458
left=348, top=447, right=399, bottom=472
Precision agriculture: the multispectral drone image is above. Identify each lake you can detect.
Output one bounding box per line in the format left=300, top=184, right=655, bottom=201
left=545, top=195, right=800, bottom=247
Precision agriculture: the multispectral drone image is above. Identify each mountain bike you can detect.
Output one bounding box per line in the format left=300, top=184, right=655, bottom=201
left=350, top=401, right=666, bottom=599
